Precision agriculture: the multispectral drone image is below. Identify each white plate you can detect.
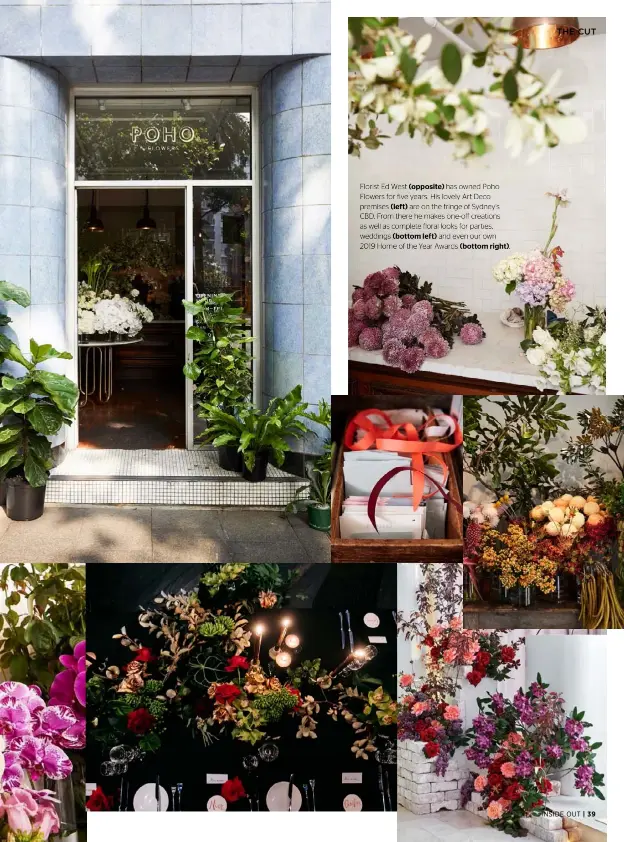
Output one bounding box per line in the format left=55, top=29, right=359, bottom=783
left=133, top=784, right=170, bottom=812
left=265, top=781, right=302, bottom=812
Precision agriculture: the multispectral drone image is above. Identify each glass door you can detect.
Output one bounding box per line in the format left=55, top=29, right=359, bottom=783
left=186, top=186, right=252, bottom=446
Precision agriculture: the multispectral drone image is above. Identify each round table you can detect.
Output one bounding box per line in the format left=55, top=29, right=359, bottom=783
left=78, top=337, right=143, bottom=407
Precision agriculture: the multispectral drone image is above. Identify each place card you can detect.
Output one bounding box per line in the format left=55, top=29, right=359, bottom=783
left=206, top=773, right=228, bottom=785
left=207, top=795, right=227, bottom=811
left=342, top=772, right=363, bottom=784
left=343, top=794, right=363, bottom=811
left=368, top=635, right=387, bottom=644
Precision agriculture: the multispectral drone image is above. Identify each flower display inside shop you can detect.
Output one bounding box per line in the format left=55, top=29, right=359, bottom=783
left=0, top=680, right=82, bottom=841
left=348, top=18, right=586, bottom=162
left=492, top=190, right=575, bottom=343
left=526, top=308, right=606, bottom=394
left=465, top=675, right=604, bottom=835
left=78, top=284, right=153, bottom=338
left=349, top=266, right=485, bottom=373
left=87, top=564, right=397, bottom=766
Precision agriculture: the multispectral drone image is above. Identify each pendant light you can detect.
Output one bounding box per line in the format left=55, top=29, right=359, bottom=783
left=511, top=18, right=580, bottom=50
left=136, top=189, right=156, bottom=230
left=85, top=190, right=104, bottom=233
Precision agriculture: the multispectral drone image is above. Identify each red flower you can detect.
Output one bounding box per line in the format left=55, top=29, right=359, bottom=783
left=422, top=727, right=439, bottom=742
left=423, top=635, right=434, bottom=648
left=86, top=787, right=114, bottom=812
left=224, top=656, right=250, bottom=673
left=134, top=647, right=155, bottom=663
left=466, top=670, right=485, bottom=687
left=475, top=651, right=491, bottom=669
left=286, top=685, right=302, bottom=710
left=537, top=778, right=553, bottom=794
left=503, top=782, right=524, bottom=802
left=429, top=646, right=441, bottom=661
left=500, top=646, right=516, bottom=664
left=214, top=683, right=242, bottom=705
left=127, top=708, right=156, bottom=735
left=221, top=777, right=246, bottom=803
left=488, top=773, right=504, bottom=796
left=423, top=742, right=440, bottom=758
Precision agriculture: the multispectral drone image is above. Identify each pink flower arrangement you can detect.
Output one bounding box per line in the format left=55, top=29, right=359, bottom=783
left=0, top=680, right=78, bottom=841
left=349, top=266, right=485, bottom=373
left=49, top=640, right=87, bottom=750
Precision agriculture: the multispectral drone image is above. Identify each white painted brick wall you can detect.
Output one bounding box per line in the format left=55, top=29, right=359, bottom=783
left=398, top=739, right=469, bottom=815
left=349, top=35, right=605, bottom=315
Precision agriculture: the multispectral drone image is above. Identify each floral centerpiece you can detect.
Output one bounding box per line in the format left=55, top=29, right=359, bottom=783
left=466, top=676, right=604, bottom=836
left=493, top=190, right=575, bottom=342
left=87, top=564, right=397, bottom=773
left=78, top=283, right=153, bottom=340
left=526, top=308, right=606, bottom=394
left=349, top=266, right=485, bottom=373
left=0, top=680, right=82, bottom=841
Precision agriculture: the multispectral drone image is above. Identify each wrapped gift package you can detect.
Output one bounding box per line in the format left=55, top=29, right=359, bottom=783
left=330, top=406, right=463, bottom=562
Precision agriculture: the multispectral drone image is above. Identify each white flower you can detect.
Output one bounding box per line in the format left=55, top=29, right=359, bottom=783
left=493, top=253, right=526, bottom=284
left=545, top=115, right=587, bottom=145
left=78, top=309, right=96, bottom=335
left=533, top=326, right=558, bottom=353
left=357, top=55, right=399, bottom=83
left=94, top=298, right=143, bottom=337
left=526, top=346, right=547, bottom=367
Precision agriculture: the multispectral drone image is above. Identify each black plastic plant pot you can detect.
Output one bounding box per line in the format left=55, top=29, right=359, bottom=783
left=217, top=445, right=243, bottom=473
left=308, top=503, right=331, bottom=532
left=0, top=480, right=6, bottom=508
left=5, top=478, right=46, bottom=521
left=242, top=450, right=269, bottom=483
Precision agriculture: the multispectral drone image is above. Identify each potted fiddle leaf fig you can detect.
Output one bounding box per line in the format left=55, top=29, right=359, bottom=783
left=0, top=279, right=32, bottom=506
left=183, top=292, right=254, bottom=471
left=0, top=339, right=78, bottom=521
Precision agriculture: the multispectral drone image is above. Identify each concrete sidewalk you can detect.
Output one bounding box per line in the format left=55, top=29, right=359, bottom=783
left=0, top=506, right=330, bottom=563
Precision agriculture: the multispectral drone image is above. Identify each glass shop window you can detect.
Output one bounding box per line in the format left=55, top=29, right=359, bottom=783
left=75, top=97, right=251, bottom=181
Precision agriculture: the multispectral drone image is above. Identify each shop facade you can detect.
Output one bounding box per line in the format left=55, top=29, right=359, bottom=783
left=0, top=3, right=331, bottom=488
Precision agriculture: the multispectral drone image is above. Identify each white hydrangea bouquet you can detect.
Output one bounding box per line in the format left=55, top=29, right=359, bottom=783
left=78, top=282, right=153, bottom=338
left=526, top=308, right=606, bottom=394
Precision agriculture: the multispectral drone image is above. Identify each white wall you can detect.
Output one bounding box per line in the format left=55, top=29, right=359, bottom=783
left=349, top=35, right=605, bottom=315
left=525, top=634, right=607, bottom=804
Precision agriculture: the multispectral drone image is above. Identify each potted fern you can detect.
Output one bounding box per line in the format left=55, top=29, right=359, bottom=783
left=199, top=386, right=312, bottom=483
left=286, top=401, right=333, bottom=530
left=183, top=292, right=254, bottom=472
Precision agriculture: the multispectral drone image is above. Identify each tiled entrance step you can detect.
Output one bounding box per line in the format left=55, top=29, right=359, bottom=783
left=48, top=449, right=307, bottom=507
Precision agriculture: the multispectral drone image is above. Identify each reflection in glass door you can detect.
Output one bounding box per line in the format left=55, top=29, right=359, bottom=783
left=189, top=187, right=252, bottom=444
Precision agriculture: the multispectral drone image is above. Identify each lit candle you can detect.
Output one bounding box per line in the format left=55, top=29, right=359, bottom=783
left=329, top=649, right=365, bottom=679
left=275, top=650, right=292, bottom=668
left=275, top=617, right=291, bottom=650
left=253, top=624, right=264, bottom=662
left=284, top=633, right=300, bottom=649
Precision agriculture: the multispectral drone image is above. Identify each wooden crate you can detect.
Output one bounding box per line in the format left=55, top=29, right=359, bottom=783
left=330, top=443, right=463, bottom=563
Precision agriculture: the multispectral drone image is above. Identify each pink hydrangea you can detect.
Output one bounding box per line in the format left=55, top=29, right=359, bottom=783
left=401, top=294, right=416, bottom=309
left=460, top=323, right=484, bottom=345
left=351, top=298, right=368, bottom=321
left=358, top=327, right=383, bottom=351
left=523, top=249, right=556, bottom=286
left=378, top=274, right=400, bottom=296
left=382, top=266, right=401, bottom=280
left=549, top=277, right=576, bottom=314
left=382, top=295, right=403, bottom=317
left=399, top=345, right=425, bottom=374
left=351, top=288, right=367, bottom=303
left=348, top=309, right=366, bottom=347
left=382, top=338, right=405, bottom=367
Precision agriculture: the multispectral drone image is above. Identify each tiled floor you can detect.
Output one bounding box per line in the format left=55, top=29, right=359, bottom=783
left=0, top=506, right=330, bottom=563
left=51, top=448, right=297, bottom=479
left=398, top=807, right=541, bottom=842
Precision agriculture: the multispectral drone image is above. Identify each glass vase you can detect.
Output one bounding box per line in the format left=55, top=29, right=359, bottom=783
left=507, top=585, right=536, bottom=609
left=544, top=573, right=569, bottom=604
left=463, top=566, right=480, bottom=602
left=523, top=304, right=545, bottom=343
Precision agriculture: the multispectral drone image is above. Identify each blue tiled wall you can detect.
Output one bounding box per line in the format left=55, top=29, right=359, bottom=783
left=260, top=56, right=331, bottom=454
